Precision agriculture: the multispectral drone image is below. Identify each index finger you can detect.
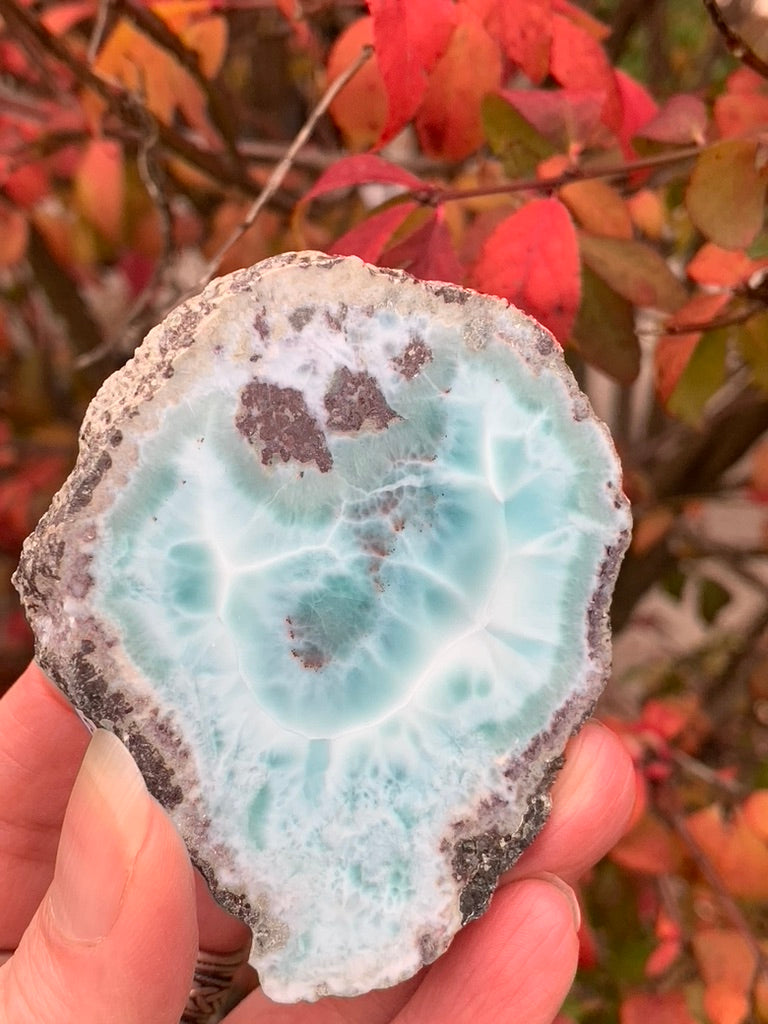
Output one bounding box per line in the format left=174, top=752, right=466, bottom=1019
left=0, top=662, right=90, bottom=947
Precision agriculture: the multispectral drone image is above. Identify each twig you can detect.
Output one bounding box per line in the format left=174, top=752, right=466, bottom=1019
left=189, top=44, right=373, bottom=296
left=402, top=145, right=704, bottom=207
left=87, top=0, right=113, bottom=63
left=663, top=302, right=765, bottom=336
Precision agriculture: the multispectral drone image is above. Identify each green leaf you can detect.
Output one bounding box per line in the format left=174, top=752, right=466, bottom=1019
left=748, top=232, right=768, bottom=259
left=667, top=326, right=729, bottom=424
left=698, top=577, right=730, bottom=624
left=569, top=265, right=640, bottom=383
left=579, top=233, right=687, bottom=313
left=686, top=140, right=768, bottom=250
left=738, top=311, right=768, bottom=392
left=481, top=93, right=555, bottom=178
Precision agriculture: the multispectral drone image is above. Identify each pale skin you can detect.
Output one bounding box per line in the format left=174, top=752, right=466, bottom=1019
left=0, top=663, right=636, bottom=1024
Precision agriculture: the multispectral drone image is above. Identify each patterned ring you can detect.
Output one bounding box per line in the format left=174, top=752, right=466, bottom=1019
left=181, top=943, right=251, bottom=1024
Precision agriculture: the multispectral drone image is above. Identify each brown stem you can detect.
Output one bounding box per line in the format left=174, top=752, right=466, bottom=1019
left=408, top=145, right=704, bottom=207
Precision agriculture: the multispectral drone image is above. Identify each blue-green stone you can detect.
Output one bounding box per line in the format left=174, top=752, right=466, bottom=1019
left=14, top=252, right=630, bottom=1002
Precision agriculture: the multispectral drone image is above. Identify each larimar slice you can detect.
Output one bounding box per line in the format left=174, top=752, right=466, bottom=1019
left=14, top=252, right=631, bottom=1002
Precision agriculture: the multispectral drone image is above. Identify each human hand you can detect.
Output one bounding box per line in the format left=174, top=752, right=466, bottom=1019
left=0, top=663, right=636, bottom=1024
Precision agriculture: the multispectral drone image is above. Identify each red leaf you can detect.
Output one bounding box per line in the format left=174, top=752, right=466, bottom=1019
left=550, top=13, right=621, bottom=134
left=501, top=87, right=604, bottom=150
left=414, top=8, right=502, bottom=160
left=615, top=69, right=658, bottom=155
left=366, top=0, right=456, bottom=144
left=493, top=0, right=553, bottom=84
left=470, top=198, right=580, bottom=344
left=302, top=155, right=424, bottom=205
left=381, top=211, right=463, bottom=284
left=330, top=202, right=417, bottom=263
left=636, top=94, right=708, bottom=145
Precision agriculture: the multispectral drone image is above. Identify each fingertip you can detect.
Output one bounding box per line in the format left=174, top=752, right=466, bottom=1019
left=510, top=720, right=638, bottom=883
left=396, top=877, right=579, bottom=1024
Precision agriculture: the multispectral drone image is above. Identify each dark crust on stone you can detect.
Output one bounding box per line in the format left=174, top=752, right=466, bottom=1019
left=324, top=366, right=398, bottom=432
left=451, top=756, right=564, bottom=925
left=236, top=378, right=332, bottom=472
left=392, top=336, right=433, bottom=379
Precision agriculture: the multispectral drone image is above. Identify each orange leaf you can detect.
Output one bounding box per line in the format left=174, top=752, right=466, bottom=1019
left=0, top=206, right=28, bottom=268
left=327, top=18, right=387, bottom=150
left=686, top=803, right=768, bottom=900
left=550, top=13, right=621, bottom=133
left=415, top=8, right=502, bottom=160
left=742, top=790, right=768, bottom=842
left=470, top=197, right=580, bottom=344
left=610, top=812, right=684, bottom=875
left=74, top=139, right=124, bottom=244
left=368, top=0, right=456, bottom=144
left=559, top=180, right=633, bottom=239
left=693, top=928, right=756, bottom=993
left=703, top=984, right=750, bottom=1024
left=627, top=189, right=667, bottom=239
left=620, top=991, right=696, bottom=1024
left=688, top=242, right=768, bottom=288
left=686, top=140, right=768, bottom=251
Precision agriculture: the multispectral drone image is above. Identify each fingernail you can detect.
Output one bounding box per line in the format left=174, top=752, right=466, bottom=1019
left=530, top=872, right=581, bottom=931
left=50, top=730, right=151, bottom=943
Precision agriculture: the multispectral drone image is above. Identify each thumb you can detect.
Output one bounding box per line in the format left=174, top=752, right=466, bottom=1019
left=0, top=729, right=198, bottom=1024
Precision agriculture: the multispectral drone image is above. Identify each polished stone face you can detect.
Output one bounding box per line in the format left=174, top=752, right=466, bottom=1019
left=14, top=253, right=631, bottom=1002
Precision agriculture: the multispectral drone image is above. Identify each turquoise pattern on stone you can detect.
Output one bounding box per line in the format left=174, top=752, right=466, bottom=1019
left=13, top=253, right=631, bottom=1002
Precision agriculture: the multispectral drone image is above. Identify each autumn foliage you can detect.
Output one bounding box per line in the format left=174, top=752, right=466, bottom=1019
left=2, top=0, right=768, bottom=1020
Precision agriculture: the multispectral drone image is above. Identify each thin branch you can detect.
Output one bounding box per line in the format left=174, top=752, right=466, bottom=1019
left=663, top=301, right=766, bottom=336
left=406, top=145, right=704, bottom=207
left=87, top=0, right=113, bottom=63
left=190, top=44, right=373, bottom=296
